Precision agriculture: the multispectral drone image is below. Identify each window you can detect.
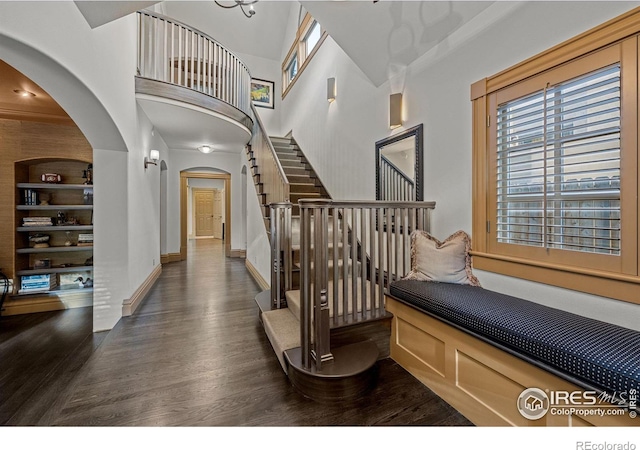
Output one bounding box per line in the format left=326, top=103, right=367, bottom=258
left=304, top=21, right=321, bottom=57
left=470, top=11, right=640, bottom=305
left=496, top=64, right=621, bottom=256
left=286, top=54, right=298, bottom=84
left=282, top=13, right=327, bottom=97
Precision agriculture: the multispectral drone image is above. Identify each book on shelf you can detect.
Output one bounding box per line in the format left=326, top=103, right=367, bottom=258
left=77, top=233, right=93, bottom=246
left=22, top=217, right=53, bottom=226
left=23, top=189, right=38, bottom=206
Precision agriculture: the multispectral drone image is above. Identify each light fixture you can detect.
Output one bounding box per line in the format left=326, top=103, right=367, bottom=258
left=389, top=93, right=403, bottom=129
left=215, top=0, right=257, bottom=18
left=198, top=145, right=214, bottom=154
left=14, top=89, right=35, bottom=97
left=144, top=149, right=160, bottom=169
left=327, top=77, right=336, bottom=103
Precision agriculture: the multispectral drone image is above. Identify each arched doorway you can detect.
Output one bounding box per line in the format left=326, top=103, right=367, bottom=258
left=0, top=33, right=129, bottom=332
left=180, top=171, right=232, bottom=258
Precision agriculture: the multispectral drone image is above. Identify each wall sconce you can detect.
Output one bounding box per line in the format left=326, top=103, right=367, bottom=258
left=198, top=145, right=213, bottom=154
left=327, top=77, right=336, bottom=103
left=144, top=149, right=160, bottom=169
left=389, top=93, right=403, bottom=129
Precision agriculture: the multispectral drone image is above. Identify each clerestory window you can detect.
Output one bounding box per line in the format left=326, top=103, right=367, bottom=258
left=282, top=13, right=327, bottom=98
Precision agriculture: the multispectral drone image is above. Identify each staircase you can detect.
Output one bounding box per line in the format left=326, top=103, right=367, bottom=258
left=246, top=130, right=435, bottom=403
left=270, top=136, right=330, bottom=215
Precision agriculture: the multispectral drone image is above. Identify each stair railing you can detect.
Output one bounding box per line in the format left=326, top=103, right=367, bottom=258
left=137, top=11, right=252, bottom=115
left=379, top=155, right=415, bottom=201
left=250, top=104, right=290, bottom=207
left=270, top=202, right=293, bottom=309
left=298, top=199, right=436, bottom=371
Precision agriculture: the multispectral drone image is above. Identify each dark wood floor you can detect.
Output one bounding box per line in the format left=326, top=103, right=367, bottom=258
left=0, top=239, right=472, bottom=426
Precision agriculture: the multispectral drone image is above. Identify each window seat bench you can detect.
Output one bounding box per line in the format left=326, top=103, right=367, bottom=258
left=385, top=280, right=639, bottom=426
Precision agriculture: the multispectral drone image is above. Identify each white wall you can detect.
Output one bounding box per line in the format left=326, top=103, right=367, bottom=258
left=0, top=2, right=165, bottom=330
left=236, top=51, right=283, bottom=135
left=278, top=1, right=640, bottom=330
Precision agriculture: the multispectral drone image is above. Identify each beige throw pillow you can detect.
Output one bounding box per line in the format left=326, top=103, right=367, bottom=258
left=404, top=230, right=480, bottom=286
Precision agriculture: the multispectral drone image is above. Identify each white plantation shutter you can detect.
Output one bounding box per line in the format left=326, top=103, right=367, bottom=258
left=496, top=64, right=621, bottom=255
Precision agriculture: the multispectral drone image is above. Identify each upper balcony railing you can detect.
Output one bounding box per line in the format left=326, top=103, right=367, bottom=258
left=137, top=10, right=252, bottom=116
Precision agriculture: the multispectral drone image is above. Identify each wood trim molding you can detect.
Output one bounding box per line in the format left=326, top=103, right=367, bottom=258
left=160, top=253, right=181, bottom=264
left=281, top=11, right=329, bottom=100
left=230, top=249, right=246, bottom=258
left=472, top=252, right=640, bottom=306
left=122, top=264, right=162, bottom=316
left=282, top=32, right=328, bottom=100
left=471, top=8, right=640, bottom=303
left=180, top=171, right=232, bottom=258
left=245, top=259, right=269, bottom=291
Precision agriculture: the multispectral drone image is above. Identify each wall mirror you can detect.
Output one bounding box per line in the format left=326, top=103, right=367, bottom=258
left=375, top=124, right=423, bottom=202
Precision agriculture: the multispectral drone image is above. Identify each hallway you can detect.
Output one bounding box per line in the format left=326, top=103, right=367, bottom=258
left=1, top=239, right=471, bottom=426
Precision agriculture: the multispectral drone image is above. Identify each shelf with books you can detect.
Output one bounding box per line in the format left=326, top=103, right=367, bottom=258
left=12, top=159, right=94, bottom=305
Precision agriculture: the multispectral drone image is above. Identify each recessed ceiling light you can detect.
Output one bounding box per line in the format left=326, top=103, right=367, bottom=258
left=14, top=89, right=36, bottom=97
left=198, top=145, right=213, bottom=154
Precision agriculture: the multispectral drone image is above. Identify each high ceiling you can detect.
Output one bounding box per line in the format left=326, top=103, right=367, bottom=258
left=2, top=1, right=499, bottom=149
left=303, top=1, right=494, bottom=87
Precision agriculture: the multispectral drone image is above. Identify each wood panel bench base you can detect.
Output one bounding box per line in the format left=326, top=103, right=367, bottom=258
left=386, top=296, right=637, bottom=427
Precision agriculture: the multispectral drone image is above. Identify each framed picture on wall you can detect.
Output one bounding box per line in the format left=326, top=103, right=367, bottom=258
left=250, top=78, right=274, bottom=109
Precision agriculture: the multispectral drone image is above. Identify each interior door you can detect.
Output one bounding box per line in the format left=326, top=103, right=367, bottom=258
left=195, top=189, right=214, bottom=237
left=213, top=189, right=223, bottom=239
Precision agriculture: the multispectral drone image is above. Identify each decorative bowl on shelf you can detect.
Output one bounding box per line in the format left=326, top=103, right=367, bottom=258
left=41, top=173, right=62, bottom=183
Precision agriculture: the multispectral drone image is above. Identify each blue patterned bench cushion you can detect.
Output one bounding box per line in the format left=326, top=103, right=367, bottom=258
left=389, top=280, right=640, bottom=395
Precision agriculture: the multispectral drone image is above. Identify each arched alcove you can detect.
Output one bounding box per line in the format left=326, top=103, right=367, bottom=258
left=0, top=33, right=130, bottom=331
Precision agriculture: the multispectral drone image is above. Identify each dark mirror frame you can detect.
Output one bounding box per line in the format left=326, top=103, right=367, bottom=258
left=375, top=123, right=424, bottom=201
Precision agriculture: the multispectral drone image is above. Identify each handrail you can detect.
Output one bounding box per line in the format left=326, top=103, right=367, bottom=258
left=252, top=104, right=289, bottom=188
left=296, top=199, right=436, bottom=371
left=379, top=155, right=415, bottom=202
left=137, top=10, right=252, bottom=115
left=249, top=105, right=290, bottom=208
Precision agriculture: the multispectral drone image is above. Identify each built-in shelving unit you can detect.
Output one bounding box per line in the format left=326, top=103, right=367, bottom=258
left=13, top=159, right=94, bottom=303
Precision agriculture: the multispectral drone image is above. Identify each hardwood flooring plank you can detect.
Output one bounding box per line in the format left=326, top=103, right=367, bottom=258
left=2, top=239, right=472, bottom=427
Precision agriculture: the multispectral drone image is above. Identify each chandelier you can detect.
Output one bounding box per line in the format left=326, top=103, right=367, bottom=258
left=214, top=0, right=258, bottom=18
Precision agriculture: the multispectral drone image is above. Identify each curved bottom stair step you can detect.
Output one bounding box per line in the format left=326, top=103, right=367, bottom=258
left=284, top=340, right=379, bottom=403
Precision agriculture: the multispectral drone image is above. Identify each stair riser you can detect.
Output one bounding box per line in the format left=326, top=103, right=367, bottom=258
left=289, top=184, right=322, bottom=194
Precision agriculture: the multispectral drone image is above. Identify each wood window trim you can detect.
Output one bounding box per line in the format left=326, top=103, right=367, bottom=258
left=470, top=6, right=640, bottom=305
left=282, top=13, right=328, bottom=99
